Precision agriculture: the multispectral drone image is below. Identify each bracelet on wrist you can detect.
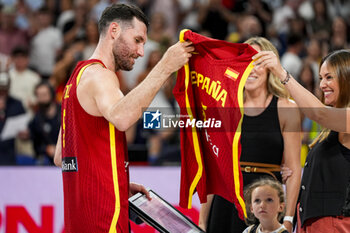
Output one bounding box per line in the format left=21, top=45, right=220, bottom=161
left=283, top=215, right=293, bottom=224
left=280, top=71, right=291, bottom=85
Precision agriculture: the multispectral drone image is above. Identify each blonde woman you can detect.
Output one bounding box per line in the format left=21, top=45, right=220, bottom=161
left=199, top=37, right=301, bottom=233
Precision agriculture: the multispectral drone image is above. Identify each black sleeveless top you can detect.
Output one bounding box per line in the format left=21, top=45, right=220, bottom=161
left=299, top=131, right=350, bottom=226
left=241, top=95, right=284, bottom=183
left=206, top=96, right=285, bottom=233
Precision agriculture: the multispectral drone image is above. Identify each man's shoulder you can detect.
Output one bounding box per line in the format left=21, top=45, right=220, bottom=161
left=79, top=64, right=116, bottom=86
left=77, top=63, right=120, bottom=105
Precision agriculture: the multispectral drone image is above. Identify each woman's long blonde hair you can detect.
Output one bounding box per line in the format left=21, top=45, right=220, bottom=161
left=310, top=49, right=350, bottom=147
left=244, top=37, right=290, bottom=99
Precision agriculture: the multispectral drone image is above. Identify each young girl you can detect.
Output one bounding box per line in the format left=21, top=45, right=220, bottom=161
left=243, top=178, right=288, bottom=233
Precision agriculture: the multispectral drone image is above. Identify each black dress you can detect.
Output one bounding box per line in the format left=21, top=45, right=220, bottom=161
left=207, top=96, right=284, bottom=233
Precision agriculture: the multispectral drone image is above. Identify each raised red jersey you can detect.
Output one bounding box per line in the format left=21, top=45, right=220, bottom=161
left=61, top=59, right=129, bottom=232
left=174, top=30, right=257, bottom=219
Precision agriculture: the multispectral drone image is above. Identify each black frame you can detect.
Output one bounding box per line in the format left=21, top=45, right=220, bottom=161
left=129, top=189, right=204, bottom=233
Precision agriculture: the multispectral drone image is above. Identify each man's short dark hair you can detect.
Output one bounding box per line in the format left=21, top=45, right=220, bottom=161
left=98, top=3, right=149, bottom=35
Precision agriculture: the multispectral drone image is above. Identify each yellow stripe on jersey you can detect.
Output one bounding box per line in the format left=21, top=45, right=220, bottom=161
left=76, top=62, right=102, bottom=85
left=109, top=123, right=120, bottom=233
left=224, top=67, right=239, bottom=80
left=62, top=109, right=66, bottom=148
left=180, top=29, right=203, bottom=209
left=232, top=60, right=255, bottom=218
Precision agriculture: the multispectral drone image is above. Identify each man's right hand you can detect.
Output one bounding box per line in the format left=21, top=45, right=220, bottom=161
left=159, top=41, right=194, bottom=75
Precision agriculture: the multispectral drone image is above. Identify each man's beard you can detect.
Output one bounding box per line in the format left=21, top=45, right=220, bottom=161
left=113, top=36, right=136, bottom=71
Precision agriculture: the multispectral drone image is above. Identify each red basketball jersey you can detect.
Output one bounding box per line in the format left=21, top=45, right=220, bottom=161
left=174, top=30, right=257, bottom=219
left=61, top=59, right=129, bottom=232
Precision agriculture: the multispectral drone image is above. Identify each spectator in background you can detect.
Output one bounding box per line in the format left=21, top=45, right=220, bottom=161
left=49, top=38, right=85, bottom=102
left=308, top=0, right=332, bottom=41
left=298, top=62, right=316, bottom=94
left=0, top=4, right=11, bottom=72
left=15, top=0, right=36, bottom=30
left=47, top=0, right=74, bottom=25
left=7, top=46, right=40, bottom=159
left=90, top=0, right=114, bottom=23
left=233, top=0, right=272, bottom=37
left=330, top=16, right=349, bottom=51
left=0, top=5, right=29, bottom=56
left=29, top=6, right=63, bottom=79
left=149, top=0, right=179, bottom=40
left=147, top=12, right=173, bottom=48
left=289, top=16, right=307, bottom=37
left=61, top=0, right=89, bottom=45
left=232, top=15, right=263, bottom=43
left=82, top=19, right=99, bottom=60
left=134, top=0, right=153, bottom=18
left=0, top=53, right=9, bottom=73
left=177, top=0, right=201, bottom=33
left=281, top=33, right=304, bottom=79
left=304, top=38, right=322, bottom=82
left=297, top=62, right=321, bottom=165
left=266, top=24, right=283, bottom=55
left=8, top=46, right=41, bottom=114
left=328, top=0, right=350, bottom=20
left=272, top=0, right=298, bottom=35
left=56, top=0, right=75, bottom=32
left=29, top=81, right=60, bottom=165
left=197, top=0, right=235, bottom=40
left=0, top=72, right=27, bottom=165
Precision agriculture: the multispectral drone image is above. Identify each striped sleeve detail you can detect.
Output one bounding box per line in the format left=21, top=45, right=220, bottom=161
left=232, top=60, right=255, bottom=218
left=180, top=29, right=203, bottom=209
left=184, top=62, right=203, bottom=209
left=76, top=62, right=104, bottom=85
left=108, top=123, right=120, bottom=233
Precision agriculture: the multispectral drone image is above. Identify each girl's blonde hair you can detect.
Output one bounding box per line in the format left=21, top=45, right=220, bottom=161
left=244, top=178, right=285, bottom=225
left=244, top=37, right=290, bottom=99
left=310, top=49, right=350, bottom=147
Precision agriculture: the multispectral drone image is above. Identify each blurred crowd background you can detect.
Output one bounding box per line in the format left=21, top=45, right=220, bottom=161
left=0, top=0, right=348, bottom=166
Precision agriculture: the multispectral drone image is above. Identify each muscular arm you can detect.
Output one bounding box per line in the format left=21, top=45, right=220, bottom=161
left=278, top=99, right=302, bottom=232
left=80, top=41, right=193, bottom=132
left=104, top=64, right=176, bottom=131
left=54, top=128, right=62, bottom=167
left=253, top=51, right=349, bottom=133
